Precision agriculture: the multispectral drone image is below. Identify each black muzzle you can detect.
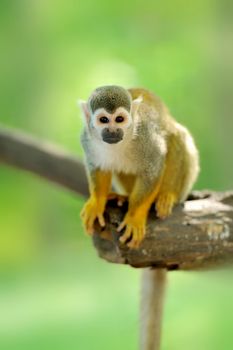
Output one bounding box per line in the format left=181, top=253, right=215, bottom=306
left=101, top=128, right=123, bottom=144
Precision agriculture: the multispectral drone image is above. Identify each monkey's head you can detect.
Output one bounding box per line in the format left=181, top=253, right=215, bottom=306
left=79, top=85, right=141, bottom=144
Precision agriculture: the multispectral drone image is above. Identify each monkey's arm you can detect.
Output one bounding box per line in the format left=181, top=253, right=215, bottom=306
left=118, top=173, right=163, bottom=248
left=81, top=169, right=112, bottom=234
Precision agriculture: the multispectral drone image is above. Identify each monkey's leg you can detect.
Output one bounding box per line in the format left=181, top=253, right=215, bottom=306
left=140, top=268, right=167, bottom=350
left=118, top=176, right=161, bottom=248
left=81, top=169, right=112, bottom=234
left=155, top=135, right=188, bottom=219
left=114, top=172, right=136, bottom=195
left=108, top=173, right=136, bottom=206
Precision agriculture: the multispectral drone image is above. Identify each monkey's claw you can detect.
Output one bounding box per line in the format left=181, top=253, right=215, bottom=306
left=81, top=196, right=106, bottom=235
left=156, top=192, right=176, bottom=219
left=117, top=214, right=146, bottom=249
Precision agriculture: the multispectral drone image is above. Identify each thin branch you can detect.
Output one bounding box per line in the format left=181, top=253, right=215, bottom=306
left=0, top=125, right=89, bottom=197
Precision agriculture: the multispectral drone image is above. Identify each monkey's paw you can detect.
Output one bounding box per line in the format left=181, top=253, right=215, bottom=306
left=80, top=196, right=106, bottom=235
left=156, top=192, right=176, bottom=219
left=117, top=213, right=146, bottom=249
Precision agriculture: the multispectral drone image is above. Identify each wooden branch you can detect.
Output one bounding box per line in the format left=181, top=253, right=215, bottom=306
left=93, top=191, right=233, bottom=270
left=1, top=126, right=233, bottom=270
left=0, top=125, right=89, bottom=197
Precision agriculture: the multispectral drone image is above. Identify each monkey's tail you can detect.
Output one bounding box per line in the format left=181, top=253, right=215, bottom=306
left=140, top=268, right=167, bottom=350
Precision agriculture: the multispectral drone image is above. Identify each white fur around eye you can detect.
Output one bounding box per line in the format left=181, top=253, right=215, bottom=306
left=113, top=107, right=132, bottom=127
left=92, top=107, right=132, bottom=129
left=92, top=108, right=110, bottom=128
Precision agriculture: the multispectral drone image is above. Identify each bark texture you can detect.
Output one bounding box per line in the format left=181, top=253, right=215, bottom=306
left=93, top=191, right=233, bottom=270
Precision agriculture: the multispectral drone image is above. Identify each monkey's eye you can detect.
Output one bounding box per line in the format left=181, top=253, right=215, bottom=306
left=99, top=116, right=109, bottom=123
left=115, top=116, right=124, bottom=123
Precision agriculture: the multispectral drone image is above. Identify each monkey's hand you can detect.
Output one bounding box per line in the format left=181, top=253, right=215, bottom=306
left=117, top=174, right=162, bottom=248
left=117, top=211, right=146, bottom=249
left=155, top=192, right=176, bottom=219
left=81, top=195, right=107, bottom=235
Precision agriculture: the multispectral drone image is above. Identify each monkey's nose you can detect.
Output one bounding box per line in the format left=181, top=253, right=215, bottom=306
left=101, top=128, right=124, bottom=144
left=105, top=129, right=118, bottom=137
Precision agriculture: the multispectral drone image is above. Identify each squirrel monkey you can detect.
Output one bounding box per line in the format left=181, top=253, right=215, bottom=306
left=79, top=85, right=199, bottom=248
left=79, top=85, right=199, bottom=350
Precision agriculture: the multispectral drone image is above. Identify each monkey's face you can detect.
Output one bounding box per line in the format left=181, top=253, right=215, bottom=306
left=91, top=107, right=133, bottom=144
left=79, top=85, right=142, bottom=145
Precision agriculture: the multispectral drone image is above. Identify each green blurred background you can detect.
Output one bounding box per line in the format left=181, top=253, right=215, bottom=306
left=0, top=1, right=233, bottom=349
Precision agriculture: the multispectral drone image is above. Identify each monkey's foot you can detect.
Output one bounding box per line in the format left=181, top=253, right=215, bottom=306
left=80, top=196, right=106, bottom=235
left=156, top=192, right=176, bottom=219
left=117, top=214, right=146, bottom=249
left=108, top=192, right=128, bottom=207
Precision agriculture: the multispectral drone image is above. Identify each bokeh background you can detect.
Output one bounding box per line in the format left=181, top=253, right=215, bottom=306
left=0, top=1, right=233, bottom=349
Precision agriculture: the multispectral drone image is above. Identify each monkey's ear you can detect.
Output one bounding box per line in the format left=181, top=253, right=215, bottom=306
left=77, top=100, right=91, bottom=124
left=131, top=96, right=142, bottom=117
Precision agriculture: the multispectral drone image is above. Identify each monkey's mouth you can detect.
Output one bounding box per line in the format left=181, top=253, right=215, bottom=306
left=102, top=137, right=123, bottom=144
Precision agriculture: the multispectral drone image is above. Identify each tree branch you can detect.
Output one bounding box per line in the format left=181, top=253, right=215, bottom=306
left=1, top=126, right=233, bottom=270
left=93, top=191, right=233, bottom=270
left=0, top=125, right=89, bottom=197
